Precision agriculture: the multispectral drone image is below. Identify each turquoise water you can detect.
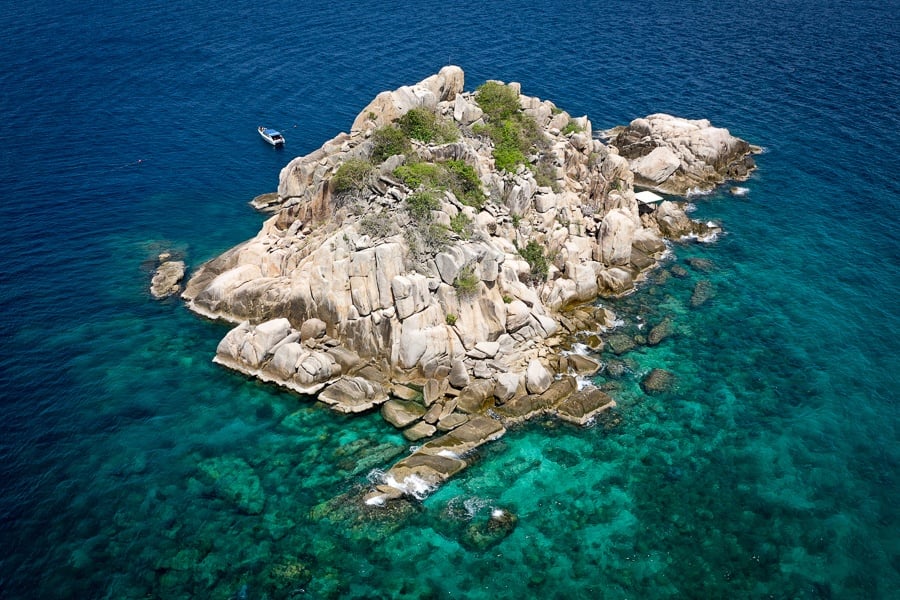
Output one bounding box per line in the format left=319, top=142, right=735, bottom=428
left=1, top=0, right=898, bottom=597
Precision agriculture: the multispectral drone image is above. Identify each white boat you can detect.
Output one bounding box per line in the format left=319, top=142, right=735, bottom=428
left=258, top=126, right=285, bottom=146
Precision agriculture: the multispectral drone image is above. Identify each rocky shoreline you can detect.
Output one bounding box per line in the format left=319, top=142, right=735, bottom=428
left=176, top=66, right=757, bottom=504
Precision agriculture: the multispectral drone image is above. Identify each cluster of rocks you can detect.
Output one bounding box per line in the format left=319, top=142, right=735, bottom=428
left=179, top=66, right=757, bottom=503
left=607, top=113, right=760, bottom=195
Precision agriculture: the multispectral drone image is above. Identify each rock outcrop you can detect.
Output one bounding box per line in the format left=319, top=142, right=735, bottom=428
left=150, top=253, right=185, bottom=299
left=180, top=67, right=756, bottom=503
left=608, top=113, right=760, bottom=195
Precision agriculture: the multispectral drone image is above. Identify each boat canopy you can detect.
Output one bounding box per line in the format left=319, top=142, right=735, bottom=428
left=635, top=190, right=664, bottom=203
left=262, top=128, right=282, bottom=136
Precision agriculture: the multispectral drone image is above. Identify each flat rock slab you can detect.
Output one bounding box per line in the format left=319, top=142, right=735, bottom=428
left=384, top=452, right=467, bottom=496
left=566, top=353, right=601, bottom=376
left=419, top=415, right=506, bottom=457
left=556, top=387, right=616, bottom=425
left=319, top=375, right=389, bottom=413
left=493, top=376, right=577, bottom=424
left=381, top=399, right=426, bottom=428
left=403, top=421, right=437, bottom=441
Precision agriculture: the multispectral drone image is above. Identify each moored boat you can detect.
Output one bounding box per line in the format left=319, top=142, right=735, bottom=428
left=258, top=126, right=285, bottom=146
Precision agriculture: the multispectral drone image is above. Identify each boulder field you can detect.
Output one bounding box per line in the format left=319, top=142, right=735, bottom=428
left=180, top=66, right=756, bottom=504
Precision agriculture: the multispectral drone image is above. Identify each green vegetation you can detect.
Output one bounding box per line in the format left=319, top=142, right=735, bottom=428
left=562, top=121, right=584, bottom=135
left=394, top=162, right=443, bottom=189
left=474, top=81, right=521, bottom=122
left=532, top=158, right=558, bottom=191
left=403, top=223, right=451, bottom=261
left=518, top=240, right=549, bottom=284
left=358, top=211, right=398, bottom=239
left=502, top=294, right=513, bottom=304
left=371, top=125, right=412, bottom=162
left=510, top=213, right=521, bottom=228
left=453, top=264, right=480, bottom=298
left=405, top=190, right=440, bottom=221
left=398, top=107, right=458, bottom=144
left=474, top=81, right=545, bottom=173
left=393, top=158, right=485, bottom=209
left=445, top=313, right=458, bottom=326
left=332, top=158, right=375, bottom=200
left=449, top=212, right=473, bottom=239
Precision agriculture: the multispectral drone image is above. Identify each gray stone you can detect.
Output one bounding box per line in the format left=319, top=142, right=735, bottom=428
left=448, top=359, right=470, bottom=389
left=150, top=260, right=185, bottom=299
left=381, top=399, right=427, bottom=428
left=526, top=359, right=553, bottom=395
left=403, top=421, right=437, bottom=441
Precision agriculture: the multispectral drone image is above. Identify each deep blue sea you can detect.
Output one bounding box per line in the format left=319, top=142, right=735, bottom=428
left=2, top=0, right=898, bottom=598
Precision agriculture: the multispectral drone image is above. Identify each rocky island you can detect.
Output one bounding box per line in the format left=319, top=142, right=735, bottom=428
left=180, top=66, right=757, bottom=505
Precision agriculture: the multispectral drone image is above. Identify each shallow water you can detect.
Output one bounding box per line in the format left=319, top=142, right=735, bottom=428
left=1, top=0, right=898, bottom=598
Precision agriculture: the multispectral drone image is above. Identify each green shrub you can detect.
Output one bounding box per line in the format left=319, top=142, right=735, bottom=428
left=453, top=264, right=480, bottom=298
left=518, top=240, right=549, bottom=283
left=449, top=212, right=473, bottom=239
left=494, top=146, right=526, bottom=173
left=332, top=159, right=375, bottom=197
left=562, top=121, right=584, bottom=135
left=444, top=160, right=485, bottom=208
left=394, top=158, right=485, bottom=209
left=371, top=125, right=412, bottom=163
left=475, top=81, right=521, bottom=122
left=398, top=107, right=459, bottom=144
left=445, top=313, right=457, bottom=326
left=502, top=294, right=513, bottom=304
left=394, top=162, right=444, bottom=189
left=474, top=82, right=544, bottom=173
left=405, top=190, right=440, bottom=221
left=510, top=213, right=521, bottom=228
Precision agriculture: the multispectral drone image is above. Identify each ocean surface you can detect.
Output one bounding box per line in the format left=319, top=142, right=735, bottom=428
left=1, top=0, right=898, bottom=597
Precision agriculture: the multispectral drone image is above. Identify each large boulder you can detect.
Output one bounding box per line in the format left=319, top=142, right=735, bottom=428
left=150, top=258, right=185, bottom=299
left=351, top=65, right=465, bottom=133
left=599, top=208, right=638, bottom=266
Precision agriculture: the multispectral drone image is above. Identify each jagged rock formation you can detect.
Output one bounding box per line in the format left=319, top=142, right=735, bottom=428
left=607, top=113, right=760, bottom=195
left=150, top=253, right=185, bottom=299
left=182, top=66, right=755, bottom=503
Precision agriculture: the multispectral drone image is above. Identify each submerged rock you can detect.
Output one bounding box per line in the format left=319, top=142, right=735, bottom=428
left=460, top=508, right=518, bottom=550
left=641, top=368, right=676, bottom=394
left=196, top=457, right=266, bottom=515
left=647, top=317, right=674, bottom=346
left=690, top=280, right=715, bottom=308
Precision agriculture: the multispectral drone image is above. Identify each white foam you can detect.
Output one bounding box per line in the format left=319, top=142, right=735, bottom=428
left=364, top=495, right=386, bottom=507
left=684, top=202, right=698, bottom=213
left=366, top=468, right=386, bottom=484
left=463, top=496, right=489, bottom=518
left=491, top=508, right=506, bottom=519
left=576, top=375, right=591, bottom=390
left=569, top=342, right=591, bottom=356
left=385, top=473, right=434, bottom=500
left=437, top=449, right=461, bottom=459
left=685, top=187, right=714, bottom=198
left=730, top=186, right=750, bottom=197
